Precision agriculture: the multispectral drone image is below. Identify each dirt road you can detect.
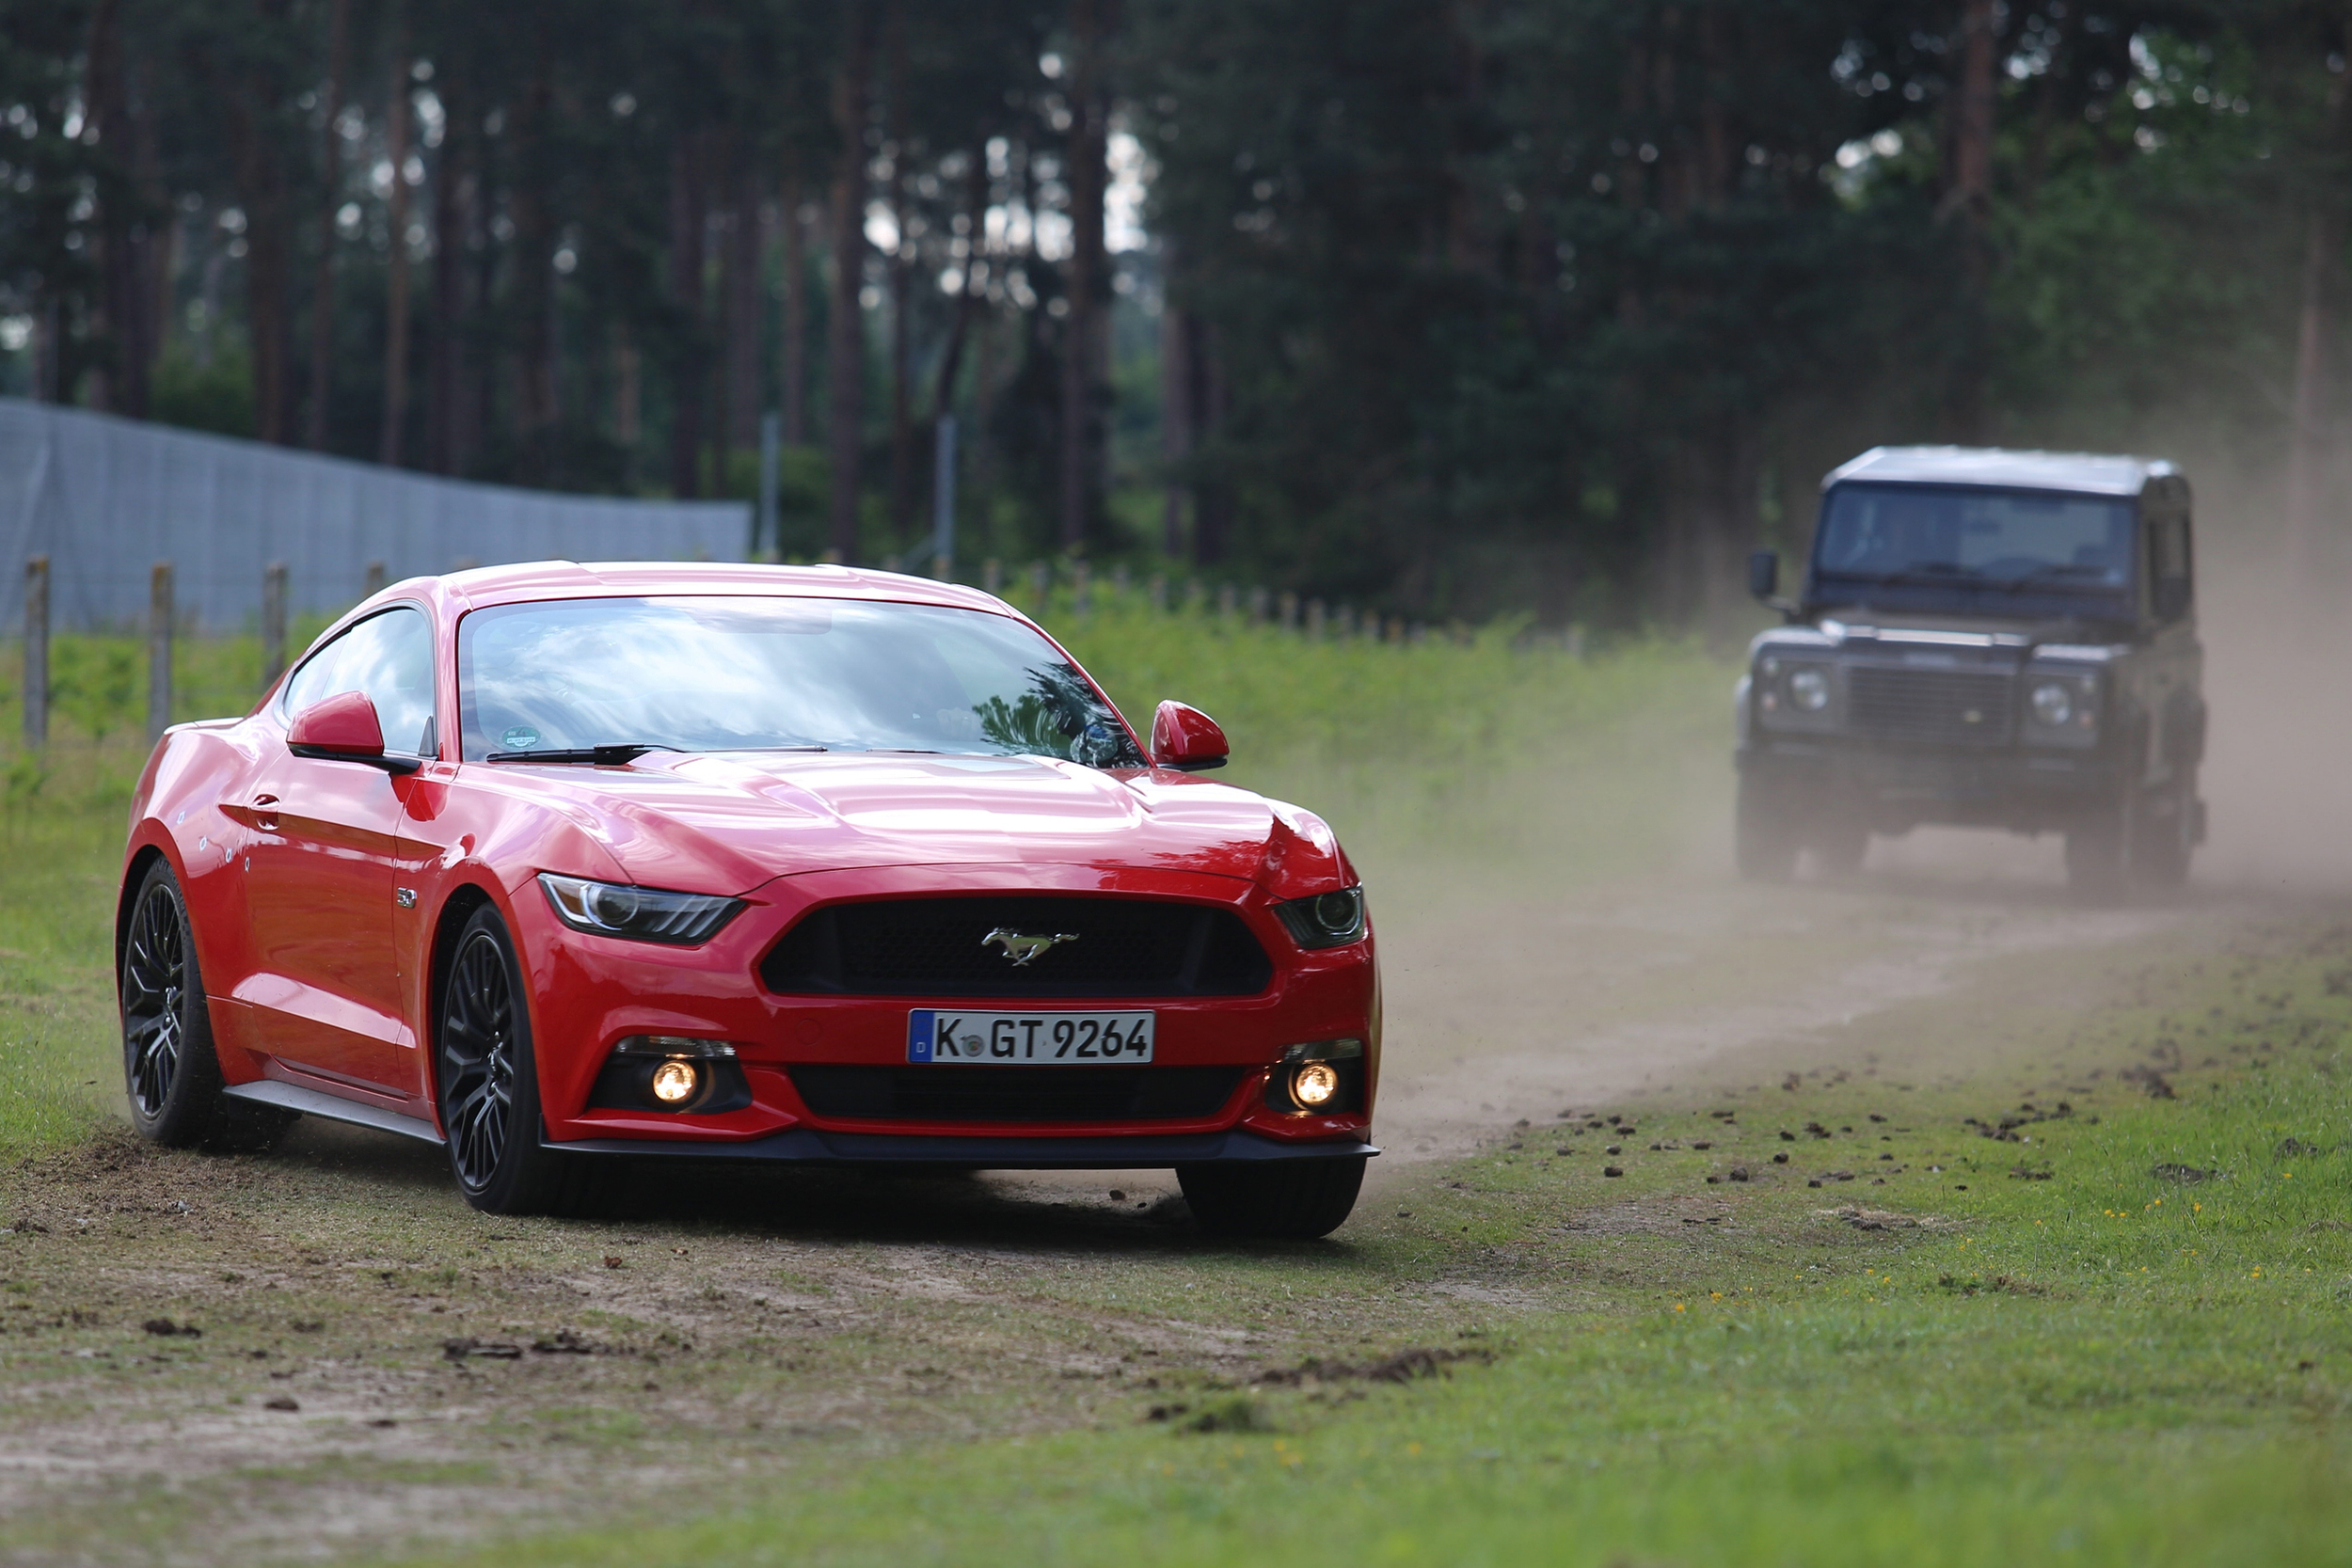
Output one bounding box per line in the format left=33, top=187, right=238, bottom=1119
left=0, top=822, right=2324, bottom=1563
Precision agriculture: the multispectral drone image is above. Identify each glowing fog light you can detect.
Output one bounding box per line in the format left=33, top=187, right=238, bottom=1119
left=1291, top=1061, right=1341, bottom=1109
left=649, top=1059, right=700, bottom=1104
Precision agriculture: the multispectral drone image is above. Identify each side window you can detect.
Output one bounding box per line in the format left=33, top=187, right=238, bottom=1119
left=282, top=608, right=437, bottom=755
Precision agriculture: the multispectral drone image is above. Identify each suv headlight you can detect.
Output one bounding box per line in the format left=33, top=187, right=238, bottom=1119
left=2025, top=673, right=2098, bottom=736
left=538, top=874, right=744, bottom=944
left=1756, top=657, right=1834, bottom=720
left=1787, top=666, right=1830, bottom=712
left=1273, top=887, right=1366, bottom=949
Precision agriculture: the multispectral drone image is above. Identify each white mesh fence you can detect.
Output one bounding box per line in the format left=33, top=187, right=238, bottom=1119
left=1, top=399, right=751, bottom=632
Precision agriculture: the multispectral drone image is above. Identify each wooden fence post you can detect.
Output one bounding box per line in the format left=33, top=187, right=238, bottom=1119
left=262, top=561, right=289, bottom=691
left=1278, top=590, right=1298, bottom=631
left=148, top=561, right=174, bottom=746
left=23, top=556, right=48, bottom=748
left=364, top=560, right=388, bottom=598
left=982, top=558, right=1002, bottom=596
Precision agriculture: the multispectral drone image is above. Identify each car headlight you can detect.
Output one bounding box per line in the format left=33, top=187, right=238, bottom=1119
left=538, top=874, right=744, bottom=944
left=1273, top=886, right=1366, bottom=949
left=1786, top=666, right=1831, bottom=712
left=2029, top=681, right=2073, bottom=727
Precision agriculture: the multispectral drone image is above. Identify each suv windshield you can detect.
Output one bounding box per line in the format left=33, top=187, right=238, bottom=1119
left=457, top=595, right=1145, bottom=767
left=1814, top=484, right=2136, bottom=606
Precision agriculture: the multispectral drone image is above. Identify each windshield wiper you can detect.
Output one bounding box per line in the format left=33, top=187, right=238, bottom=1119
left=1823, top=564, right=1983, bottom=588
left=485, top=743, right=680, bottom=765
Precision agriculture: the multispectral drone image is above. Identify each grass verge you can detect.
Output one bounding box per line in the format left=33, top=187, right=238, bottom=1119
left=378, top=922, right=2352, bottom=1568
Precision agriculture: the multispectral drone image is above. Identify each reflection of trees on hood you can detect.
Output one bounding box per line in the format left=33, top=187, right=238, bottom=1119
left=974, top=667, right=1137, bottom=763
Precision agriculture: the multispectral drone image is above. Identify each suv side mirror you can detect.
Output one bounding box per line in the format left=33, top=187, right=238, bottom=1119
left=1748, top=549, right=1798, bottom=615
left=1151, top=700, right=1229, bottom=772
left=288, top=690, right=421, bottom=775
left=2153, top=576, right=2191, bottom=623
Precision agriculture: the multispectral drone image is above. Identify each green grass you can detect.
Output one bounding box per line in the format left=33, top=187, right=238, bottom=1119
left=394, top=951, right=2352, bottom=1568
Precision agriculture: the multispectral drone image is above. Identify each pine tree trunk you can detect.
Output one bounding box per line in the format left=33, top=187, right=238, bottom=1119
left=826, top=8, right=874, bottom=561
left=1059, top=0, right=1108, bottom=551
left=379, top=52, right=414, bottom=467
left=306, top=0, right=350, bottom=449
left=424, top=80, right=464, bottom=474
left=781, top=163, right=808, bottom=447
left=2286, top=30, right=2352, bottom=572
left=669, top=134, right=707, bottom=499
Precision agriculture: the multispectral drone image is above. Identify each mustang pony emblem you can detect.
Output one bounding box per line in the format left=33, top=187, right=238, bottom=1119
left=981, top=927, right=1080, bottom=966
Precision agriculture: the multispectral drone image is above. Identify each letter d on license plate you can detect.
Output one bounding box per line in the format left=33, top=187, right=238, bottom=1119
left=907, top=1009, right=1155, bottom=1064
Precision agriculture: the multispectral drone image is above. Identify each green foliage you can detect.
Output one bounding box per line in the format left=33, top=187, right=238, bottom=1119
left=148, top=341, right=259, bottom=440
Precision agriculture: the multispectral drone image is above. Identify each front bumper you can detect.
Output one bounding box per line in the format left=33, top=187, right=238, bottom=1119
left=550, top=1127, right=1379, bottom=1167
left=1740, top=738, right=2122, bottom=831
left=511, top=863, right=1381, bottom=1161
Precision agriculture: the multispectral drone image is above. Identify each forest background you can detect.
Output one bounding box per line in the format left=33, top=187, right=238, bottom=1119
left=2, top=0, right=2348, bottom=630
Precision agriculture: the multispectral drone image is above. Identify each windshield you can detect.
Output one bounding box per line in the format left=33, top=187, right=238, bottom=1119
left=1814, top=484, right=2136, bottom=596
left=457, top=595, right=1145, bottom=767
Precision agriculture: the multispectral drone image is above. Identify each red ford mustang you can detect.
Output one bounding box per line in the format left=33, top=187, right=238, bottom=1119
left=116, top=563, right=1378, bottom=1237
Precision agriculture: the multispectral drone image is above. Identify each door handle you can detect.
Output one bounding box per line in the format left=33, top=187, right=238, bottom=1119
left=252, top=793, right=279, bottom=832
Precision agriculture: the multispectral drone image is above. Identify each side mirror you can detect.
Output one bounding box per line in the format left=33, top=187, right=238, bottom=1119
left=1747, top=549, right=1799, bottom=617
left=1151, top=700, right=1229, bottom=772
left=287, top=690, right=421, bottom=775
left=2153, top=577, right=2192, bottom=623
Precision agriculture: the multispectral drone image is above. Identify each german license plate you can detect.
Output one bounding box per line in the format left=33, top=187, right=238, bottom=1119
left=906, top=1009, right=1155, bottom=1064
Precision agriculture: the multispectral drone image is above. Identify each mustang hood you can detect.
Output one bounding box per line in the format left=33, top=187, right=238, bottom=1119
left=498, top=752, right=1351, bottom=899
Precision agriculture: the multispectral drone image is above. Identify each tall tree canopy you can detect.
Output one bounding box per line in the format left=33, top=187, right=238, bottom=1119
left=1, top=0, right=2345, bottom=624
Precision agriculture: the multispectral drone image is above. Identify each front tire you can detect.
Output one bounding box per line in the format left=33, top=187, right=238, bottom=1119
left=436, top=906, right=612, bottom=1216
left=119, top=862, right=295, bottom=1153
left=1734, top=771, right=1800, bottom=883
left=1177, top=1158, right=1365, bottom=1240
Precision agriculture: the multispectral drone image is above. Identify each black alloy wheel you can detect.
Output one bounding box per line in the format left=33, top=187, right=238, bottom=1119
left=122, top=874, right=191, bottom=1122
left=119, top=861, right=294, bottom=1152
left=440, top=922, right=520, bottom=1194
left=435, top=906, right=614, bottom=1216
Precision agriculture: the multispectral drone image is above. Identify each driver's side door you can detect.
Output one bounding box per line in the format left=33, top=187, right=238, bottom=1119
left=235, top=607, right=438, bottom=1094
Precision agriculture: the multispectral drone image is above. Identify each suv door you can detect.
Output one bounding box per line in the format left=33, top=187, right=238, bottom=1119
left=237, top=607, right=437, bottom=1093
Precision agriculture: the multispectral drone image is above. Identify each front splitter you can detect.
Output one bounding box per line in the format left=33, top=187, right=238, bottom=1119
left=547, top=1127, right=1379, bottom=1168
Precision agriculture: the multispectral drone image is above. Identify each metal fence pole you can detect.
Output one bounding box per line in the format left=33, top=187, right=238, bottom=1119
left=23, top=556, right=49, bottom=748
left=148, top=561, right=174, bottom=746
left=262, top=561, right=290, bottom=691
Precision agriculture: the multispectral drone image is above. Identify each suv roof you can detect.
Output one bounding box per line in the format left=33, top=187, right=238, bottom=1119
left=1826, top=446, right=2177, bottom=498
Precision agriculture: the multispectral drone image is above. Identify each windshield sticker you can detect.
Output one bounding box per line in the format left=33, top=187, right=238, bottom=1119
left=501, top=726, right=542, bottom=751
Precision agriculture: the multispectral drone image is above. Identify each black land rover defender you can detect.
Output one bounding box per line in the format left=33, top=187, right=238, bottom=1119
left=1737, top=446, right=2205, bottom=894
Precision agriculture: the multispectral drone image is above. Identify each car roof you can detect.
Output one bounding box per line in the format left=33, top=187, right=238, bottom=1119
left=1825, top=446, right=2177, bottom=497
left=429, top=560, right=1022, bottom=617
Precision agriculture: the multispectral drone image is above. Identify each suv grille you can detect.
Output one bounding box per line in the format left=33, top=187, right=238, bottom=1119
left=789, top=1065, right=1248, bottom=1123
left=759, top=895, right=1274, bottom=998
left=1849, top=667, right=2014, bottom=747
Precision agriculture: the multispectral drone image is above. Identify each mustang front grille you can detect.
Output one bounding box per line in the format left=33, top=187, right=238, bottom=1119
left=758, top=895, right=1275, bottom=998
left=788, top=1065, right=1249, bottom=1122
left=1848, top=667, right=2015, bottom=748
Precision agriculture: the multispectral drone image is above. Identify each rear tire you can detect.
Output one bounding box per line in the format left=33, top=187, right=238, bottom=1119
left=436, top=907, right=615, bottom=1217
left=1734, top=772, right=1799, bottom=883
left=1177, top=1158, right=1365, bottom=1240
left=119, top=862, right=296, bottom=1154
left=2132, top=775, right=2196, bottom=891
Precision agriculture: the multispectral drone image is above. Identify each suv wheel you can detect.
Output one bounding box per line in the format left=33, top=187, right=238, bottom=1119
left=1734, top=773, right=1799, bottom=882
left=2132, top=775, right=2197, bottom=890
left=1177, top=1158, right=1365, bottom=1240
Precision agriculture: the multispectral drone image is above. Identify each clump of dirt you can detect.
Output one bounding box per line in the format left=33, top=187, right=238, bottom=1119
left=1255, top=1345, right=1495, bottom=1387
left=2120, top=1066, right=2178, bottom=1100
left=1936, top=1273, right=2048, bottom=1297
left=1144, top=1392, right=1279, bottom=1433
left=2151, top=1163, right=2221, bottom=1184
left=1821, top=1206, right=1952, bottom=1231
